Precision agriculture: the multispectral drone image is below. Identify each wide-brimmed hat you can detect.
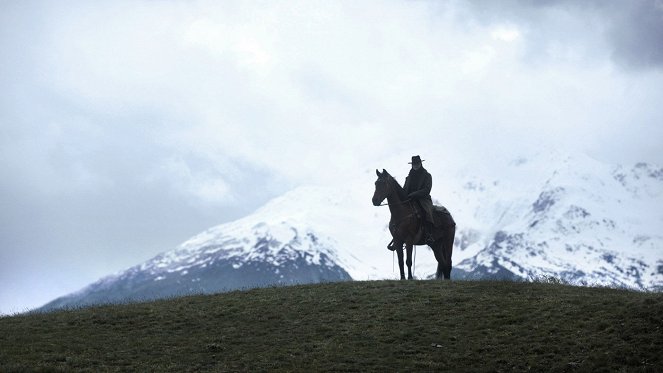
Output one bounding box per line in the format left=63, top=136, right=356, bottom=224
left=408, top=155, right=424, bottom=164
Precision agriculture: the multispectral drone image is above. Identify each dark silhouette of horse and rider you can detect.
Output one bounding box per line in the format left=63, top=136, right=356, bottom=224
left=372, top=155, right=456, bottom=280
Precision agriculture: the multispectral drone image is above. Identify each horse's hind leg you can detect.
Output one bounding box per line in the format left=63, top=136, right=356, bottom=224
left=428, top=240, right=445, bottom=279
left=442, top=226, right=456, bottom=280
left=405, top=243, right=414, bottom=280
left=436, top=262, right=445, bottom=280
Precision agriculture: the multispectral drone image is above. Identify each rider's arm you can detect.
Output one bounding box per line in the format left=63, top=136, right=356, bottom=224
left=407, top=173, right=432, bottom=198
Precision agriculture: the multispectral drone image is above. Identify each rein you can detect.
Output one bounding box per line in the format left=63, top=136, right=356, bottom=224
left=374, top=176, right=419, bottom=229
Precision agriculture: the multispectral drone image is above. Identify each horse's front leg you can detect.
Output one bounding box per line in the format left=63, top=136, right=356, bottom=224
left=405, top=243, right=414, bottom=280
left=395, top=242, right=406, bottom=280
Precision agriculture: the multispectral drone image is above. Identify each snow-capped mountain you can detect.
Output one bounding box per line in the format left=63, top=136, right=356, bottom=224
left=450, top=153, right=663, bottom=290
left=40, top=151, right=663, bottom=311
left=39, top=217, right=353, bottom=311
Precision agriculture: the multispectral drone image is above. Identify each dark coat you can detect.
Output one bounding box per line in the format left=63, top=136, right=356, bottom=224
left=404, top=167, right=435, bottom=224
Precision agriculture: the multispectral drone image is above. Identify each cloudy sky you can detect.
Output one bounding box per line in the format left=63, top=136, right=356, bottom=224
left=1, top=0, right=662, bottom=314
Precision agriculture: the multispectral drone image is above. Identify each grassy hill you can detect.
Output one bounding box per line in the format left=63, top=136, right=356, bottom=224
left=1, top=280, right=662, bottom=372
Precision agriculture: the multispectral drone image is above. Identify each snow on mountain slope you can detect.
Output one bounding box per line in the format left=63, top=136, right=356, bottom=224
left=172, top=179, right=429, bottom=281
left=39, top=150, right=663, bottom=310
left=38, top=213, right=353, bottom=311
left=445, top=151, right=663, bottom=289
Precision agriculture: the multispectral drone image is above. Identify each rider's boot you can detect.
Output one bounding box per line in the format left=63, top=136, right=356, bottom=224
left=425, top=222, right=435, bottom=245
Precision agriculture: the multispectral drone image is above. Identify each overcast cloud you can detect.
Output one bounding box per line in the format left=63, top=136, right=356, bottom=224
left=1, top=0, right=662, bottom=314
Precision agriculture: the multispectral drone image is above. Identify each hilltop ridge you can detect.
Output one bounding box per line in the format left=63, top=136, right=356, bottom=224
left=4, top=280, right=663, bottom=371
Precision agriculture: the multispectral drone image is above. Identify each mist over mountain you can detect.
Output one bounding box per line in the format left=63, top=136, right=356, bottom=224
left=39, top=151, right=663, bottom=311
left=4, top=0, right=663, bottom=317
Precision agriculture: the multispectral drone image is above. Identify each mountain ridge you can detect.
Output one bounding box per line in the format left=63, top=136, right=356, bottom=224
left=39, top=151, right=663, bottom=311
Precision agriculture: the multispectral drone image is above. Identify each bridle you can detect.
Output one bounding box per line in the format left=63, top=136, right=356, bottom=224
left=375, top=176, right=419, bottom=232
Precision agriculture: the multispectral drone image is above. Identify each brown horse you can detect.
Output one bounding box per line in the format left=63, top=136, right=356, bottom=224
left=372, top=169, right=455, bottom=280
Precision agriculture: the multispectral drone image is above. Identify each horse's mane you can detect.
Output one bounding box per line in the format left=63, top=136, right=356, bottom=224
left=384, top=171, right=408, bottom=200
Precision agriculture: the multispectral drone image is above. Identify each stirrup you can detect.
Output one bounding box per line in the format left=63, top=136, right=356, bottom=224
left=387, top=239, right=397, bottom=251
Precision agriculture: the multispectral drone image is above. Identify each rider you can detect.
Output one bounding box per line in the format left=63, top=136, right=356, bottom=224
left=404, top=155, right=436, bottom=245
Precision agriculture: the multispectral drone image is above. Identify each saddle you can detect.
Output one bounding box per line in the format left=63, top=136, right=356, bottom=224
left=412, top=202, right=455, bottom=228
left=414, top=205, right=455, bottom=246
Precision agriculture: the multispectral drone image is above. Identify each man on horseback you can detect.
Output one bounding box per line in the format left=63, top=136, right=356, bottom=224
left=404, top=155, right=436, bottom=245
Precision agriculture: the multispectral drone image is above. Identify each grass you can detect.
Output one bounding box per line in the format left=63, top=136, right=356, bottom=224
left=1, top=280, right=662, bottom=372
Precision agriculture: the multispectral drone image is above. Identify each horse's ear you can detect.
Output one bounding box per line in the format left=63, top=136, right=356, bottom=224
left=376, top=169, right=382, bottom=177
left=382, top=169, right=388, bottom=176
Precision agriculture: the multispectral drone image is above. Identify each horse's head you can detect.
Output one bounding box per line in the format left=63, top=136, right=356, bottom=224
left=372, top=169, right=392, bottom=206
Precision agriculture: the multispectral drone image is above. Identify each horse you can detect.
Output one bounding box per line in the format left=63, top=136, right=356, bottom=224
left=372, top=169, right=456, bottom=280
